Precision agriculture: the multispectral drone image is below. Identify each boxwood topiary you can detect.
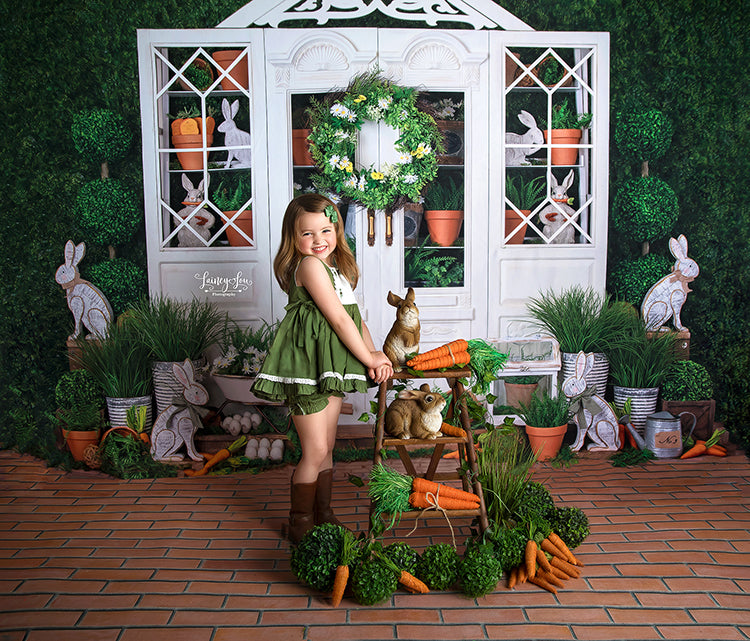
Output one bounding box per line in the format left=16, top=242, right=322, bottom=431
left=351, top=556, right=398, bottom=605
left=490, top=525, right=527, bottom=572
left=614, top=109, right=673, bottom=163
left=76, top=178, right=140, bottom=247
left=71, top=108, right=132, bottom=164
left=382, top=541, right=419, bottom=575
left=608, top=253, right=673, bottom=307
left=459, top=542, right=502, bottom=598
left=549, top=506, right=589, bottom=549
left=86, top=257, right=147, bottom=318
left=55, top=369, right=103, bottom=411
left=290, top=523, right=348, bottom=593
left=415, top=543, right=460, bottom=591
left=661, top=360, right=714, bottom=401
left=611, top=176, right=679, bottom=244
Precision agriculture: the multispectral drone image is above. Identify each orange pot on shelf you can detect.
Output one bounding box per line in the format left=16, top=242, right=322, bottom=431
left=544, top=129, right=582, bottom=166
left=424, top=210, right=464, bottom=247
left=172, top=133, right=214, bottom=171
left=221, top=210, right=253, bottom=246
left=504, top=209, right=530, bottom=244
left=211, top=50, right=248, bottom=90
left=525, top=423, right=568, bottom=461
left=292, top=129, right=314, bottom=165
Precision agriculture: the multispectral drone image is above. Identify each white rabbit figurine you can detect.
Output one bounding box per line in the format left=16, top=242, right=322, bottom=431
left=55, top=240, right=113, bottom=340
left=150, top=359, right=207, bottom=462
left=177, top=173, right=215, bottom=247
left=641, top=234, right=699, bottom=331
left=538, top=170, right=576, bottom=244
left=218, top=98, right=252, bottom=169
left=563, top=351, right=620, bottom=452
left=505, top=110, right=544, bottom=166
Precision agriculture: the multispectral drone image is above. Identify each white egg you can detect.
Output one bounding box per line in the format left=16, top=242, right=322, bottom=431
left=228, top=421, right=242, bottom=436
left=250, top=414, right=262, bottom=427
left=233, top=414, right=242, bottom=421
left=259, top=437, right=271, bottom=448
left=248, top=438, right=259, bottom=448
left=258, top=446, right=270, bottom=460
left=269, top=448, right=283, bottom=461
left=245, top=445, right=258, bottom=458
left=222, top=416, right=232, bottom=429
left=271, top=440, right=284, bottom=452
left=243, top=411, right=252, bottom=419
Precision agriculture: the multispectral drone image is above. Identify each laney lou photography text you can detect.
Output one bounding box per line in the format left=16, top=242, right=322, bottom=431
left=194, top=270, right=252, bottom=297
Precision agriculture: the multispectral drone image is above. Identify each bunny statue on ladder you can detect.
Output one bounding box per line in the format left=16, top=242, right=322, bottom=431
left=641, top=235, right=699, bottom=331
left=563, top=351, right=620, bottom=452
left=538, top=170, right=576, bottom=244
left=219, top=98, right=252, bottom=169
left=55, top=240, right=113, bottom=340
left=177, top=173, right=215, bottom=247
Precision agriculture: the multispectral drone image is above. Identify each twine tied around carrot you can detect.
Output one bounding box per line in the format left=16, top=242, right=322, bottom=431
left=406, top=487, right=457, bottom=548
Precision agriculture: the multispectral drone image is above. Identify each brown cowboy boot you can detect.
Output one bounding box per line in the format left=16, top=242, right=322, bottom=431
left=287, top=480, right=317, bottom=544
left=314, top=468, right=346, bottom=528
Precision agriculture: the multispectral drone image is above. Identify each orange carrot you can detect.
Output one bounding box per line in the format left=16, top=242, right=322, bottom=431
left=331, top=564, right=349, bottom=607
left=411, top=478, right=480, bottom=503
left=536, top=569, right=564, bottom=589
left=540, top=538, right=567, bottom=561
left=548, top=565, right=570, bottom=581
left=184, top=436, right=247, bottom=476
left=508, top=566, right=518, bottom=589
left=536, top=547, right=552, bottom=573
left=398, top=570, right=429, bottom=594
left=517, top=563, right=528, bottom=584
left=707, top=445, right=727, bottom=456
left=409, top=351, right=471, bottom=371
left=442, top=450, right=460, bottom=459
left=548, top=532, right=581, bottom=566
left=550, top=556, right=580, bottom=578
left=525, top=539, right=537, bottom=579
left=409, top=491, right=479, bottom=511
left=528, top=574, right=557, bottom=594
left=440, top=422, right=467, bottom=439
left=406, top=340, right=469, bottom=366
left=680, top=442, right=707, bottom=459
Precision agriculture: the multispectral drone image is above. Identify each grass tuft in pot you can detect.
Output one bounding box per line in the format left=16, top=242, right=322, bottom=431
left=516, top=389, right=571, bottom=428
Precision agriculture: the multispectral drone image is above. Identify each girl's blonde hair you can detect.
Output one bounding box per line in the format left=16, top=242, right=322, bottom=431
left=273, top=193, right=359, bottom=293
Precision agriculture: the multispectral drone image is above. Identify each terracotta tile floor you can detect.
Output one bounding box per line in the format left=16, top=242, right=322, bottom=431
left=1, top=446, right=750, bottom=641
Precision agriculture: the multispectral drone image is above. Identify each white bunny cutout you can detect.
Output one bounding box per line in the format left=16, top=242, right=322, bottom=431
left=505, top=110, right=544, bottom=166
left=641, top=234, right=699, bottom=331
left=538, top=170, right=576, bottom=244
left=563, top=351, right=620, bottom=452
left=218, top=98, right=252, bottom=169
left=55, top=240, right=113, bottom=340
left=177, top=173, right=214, bottom=247
left=150, top=359, right=208, bottom=462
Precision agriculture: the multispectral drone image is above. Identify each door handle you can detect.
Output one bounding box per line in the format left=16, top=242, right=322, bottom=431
left=385, top=209, right=393, bottom=246
left=367, top=208, right=375, bottom=246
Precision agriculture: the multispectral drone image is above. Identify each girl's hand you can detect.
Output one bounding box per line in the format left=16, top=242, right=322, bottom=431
left=368, top=351, right=393, bottom=383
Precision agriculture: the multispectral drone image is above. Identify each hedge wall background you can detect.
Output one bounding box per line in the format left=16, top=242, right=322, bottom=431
left=1, top=0, right=748, bottom=460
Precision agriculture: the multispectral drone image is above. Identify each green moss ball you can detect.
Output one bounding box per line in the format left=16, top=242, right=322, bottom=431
left=549, top=506, right=590, bottom=549
left=661, top=360, right=714, bottom=401
left=608, top=253, right=673, bottom=307
left=290, top=523, right=346, bottom=592
left=415, top=543, right=460, bottom=591
left=615, top=109, right=673, bottom=162
left=76, top=178, right=140, bottom=246
left=351, top=557, right=398, bottom=605
left=459, top=543, right=502, bottom=598
left=71, top=108, right=132, bottom=163
left=55, top=369, right=103, bottom=411
left=611, top=176, right=679, bottom=243
left=86, top=258, right=147, bottom=318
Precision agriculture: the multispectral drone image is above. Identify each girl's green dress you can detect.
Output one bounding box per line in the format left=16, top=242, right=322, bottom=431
left=251, top=259, right=372, bottom=412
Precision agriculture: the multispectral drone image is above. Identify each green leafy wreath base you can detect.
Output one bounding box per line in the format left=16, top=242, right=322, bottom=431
left=306, top=72, right=443, bottom=211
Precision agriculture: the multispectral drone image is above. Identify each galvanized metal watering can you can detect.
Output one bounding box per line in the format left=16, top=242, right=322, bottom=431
left=622, top=410, right=697, bottom=459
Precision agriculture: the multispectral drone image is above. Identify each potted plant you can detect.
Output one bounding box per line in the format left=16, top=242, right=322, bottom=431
left=527, top=286, right=632, bottom=396
left=291, top=106, right=314, bottom=166
left=178, top=57, right=214, bottom=92
left=503, top=375, right=542, bottom=410
left=516, top=389, right=571, bottom=461
left=404, top=239, right=464, bottom=288
left=543, top=100, right=592, bottom=166
left=212, top=174, right=253, bottom=245
left=534, top=56, right=572, bottom=87
left=423, top=175, right=464, bottom=247
left=608, top=313, right=677, bottom=434
left=505, top=175, right=545, bottom=244
left=660, top=360, right=716, bottom=440
left=73, top=317, right=154, bottom=431
left=211, top=49, right=249, bottom=90
left=170, top=106, right=216, bottom=171
left=211, top=318, right=278, bottom=403
left=55, top=370, right=105, bottom=462
left=127, top=296, right=225, bottom=413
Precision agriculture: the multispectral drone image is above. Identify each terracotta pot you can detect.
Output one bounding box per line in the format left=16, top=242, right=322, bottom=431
left=63, top=428, right=101, bottom=463
left=504, top=209, right=529, bottom=244
left=221, top=210, right=253, bottom=246
left=424, top=209, right=463, bottom=247
left=211, top=50, right=248, bottom=90
left=504, top=381, right=538, bottom=408
left=172, top=133, right=213, bottom=171
left=525, top=423, right=568, bottom=461
left=292, top=129, right=314, bottom=165
left=544, top=129, right=582, bottom=166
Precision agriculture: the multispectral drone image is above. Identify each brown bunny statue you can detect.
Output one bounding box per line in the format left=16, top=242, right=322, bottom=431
left=384, top=383, right=446, bottom=440
left=382, top=288, right=420, bottom=371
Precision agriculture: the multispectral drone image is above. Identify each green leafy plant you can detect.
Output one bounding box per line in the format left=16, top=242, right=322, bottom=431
left=351, top=553, right=398, bottom=606
left=212, top=318, right=278, bottom=376
left=404, top=240, right=464, bottom=287
left=504, top=375, right=542, bottom=385
left=549, top=506, right=590, bottom=549
left=661, top=360, right=714, bottom=401
left=459, top=542, right=502, bottom=598
left=516, top=389, right=571, bottom=428
left=71, top=108, right=132, bottom=164
left=382, top=542, right=419, bottom=575
left=608, top=253, right=672, bottom=307
left=545, top=100, right=592, bottom=130
left=212, top=174, right=252, bottom=211
left=127, top=295, right=225, bottom=362
left=75, top=178, right=140, bottom=247
left=611, top=176, right=679, bottom=244
left=609, top=446, right=656, bottom=467
left=415, top=543, right=460, bottom=591
left=526, top=285, right=633, bottom=353
left=423, top=175, right=464, bottom=210
left=183, top=59, right=213, bottom=91
left=57, top=403, right=104, bottom=431
left=615, top=108, right=673, bottom=162
left=291, top=523, right=350, bottom=592
left=607, top=314, right=677, bottom=388
left=536, top=56, right=566, bottom=86
left=488, top=524, right=527, bottom=573
left=506, top=174, right=545, bottom=210
left=99, top=431, right=177, bottom=479
left=85, top=257, right=148, bottom=319
left=72, top=318, right=152, bottom=398
left=55, top=369, right=103, bottom=411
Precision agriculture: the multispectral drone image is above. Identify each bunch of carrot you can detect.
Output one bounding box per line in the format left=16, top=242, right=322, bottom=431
left=406, top=339, right=470, bottom=371
left=507, top=532, right=583, bottom=594
left=408, top=477, right=481, bottom=511
left=680, top=428, right=727, bottom=459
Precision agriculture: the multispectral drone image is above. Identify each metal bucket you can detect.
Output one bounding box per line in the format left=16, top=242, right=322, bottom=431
left=644, top=410, right=696, bottom=458
left=105, top=395, right=153, bottom=430
left=613, top=386, right=659, bottom=436
left=562, top=352, right=609, bottom=396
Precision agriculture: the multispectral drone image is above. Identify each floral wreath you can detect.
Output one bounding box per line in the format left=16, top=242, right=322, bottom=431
left=306, top=71, right=443, bottom=211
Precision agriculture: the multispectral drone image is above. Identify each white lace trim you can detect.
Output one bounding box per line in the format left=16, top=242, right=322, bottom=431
left=256, top=371, right=367, bottom=386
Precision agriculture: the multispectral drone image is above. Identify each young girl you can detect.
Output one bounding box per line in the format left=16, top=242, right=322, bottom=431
left=252, top=193, right=393, bottom=543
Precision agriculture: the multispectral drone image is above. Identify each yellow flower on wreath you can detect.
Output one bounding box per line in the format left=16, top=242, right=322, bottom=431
left=371, top=171, right=384, bottom=180
left=354, top=94, right=367, bottom=103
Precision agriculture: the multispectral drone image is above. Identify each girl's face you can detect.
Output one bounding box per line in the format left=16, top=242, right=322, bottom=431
left=296, top=210, right=337, bottom=264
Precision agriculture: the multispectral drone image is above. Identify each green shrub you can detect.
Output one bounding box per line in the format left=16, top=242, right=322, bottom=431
left=86, top=258, right=147, bottom=318
left=71, top=108, right=132, bottom=163
left=615, top=109, right=673, bottom=162
left=75, top=178, right=140, bottom=247
left=459, top=543, right=502, bottom=598
left=608, top=253, right=672, bottom=307
left=611, top=176, right=679, bottom=244
left=661, top=360, right=713, bottom=401
left=415, top=543, right=460, bottom=591
left=351, top=556, right=398, bottom=605
left=290, top=523, right=348, bottom=593
left=55, top=369, right=103, bottom=411
left=549, top=506, right=590, bottom=549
